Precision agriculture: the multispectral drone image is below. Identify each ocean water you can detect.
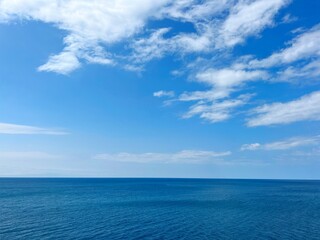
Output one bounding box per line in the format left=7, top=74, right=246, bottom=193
left=0, top=178, right=319, bottom=240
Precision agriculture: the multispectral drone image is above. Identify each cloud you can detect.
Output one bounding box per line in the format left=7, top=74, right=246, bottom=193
left=241, top=143, right=261, bottom=151
left=196, top=68, right=266, bottom=88
left=0, top=0, right=289, bottom=73
left=247, top=91, right=320, bottom=126
left=94, top=150, right=231, bottom=164
left=276, top=58, right=320, bottom=82
left=195, top=67, right=268, bottom=97
left=132, top=0, right=289, bottom=62
left=0, top=122, right=68, bottom=135
left=217, top=0, right=289, bottom=48
left=281, top=13, right=297, bottom=24
left=179, top=89, right=231, bottom=102
left=175, top=23, right=319, bottom=126
left=130, top=24, right=214, bottom=64
left=241, top=135, right=320, bottom=151
left=5, top=0, right=316, bottom=128
left=182, top=94, right=252, bottom=123
left=250, top=24, right=320, bottom=68
left=153, top=90, right=175, bottom=98
left=173, top=67, right=267, bottom=123
left=157, top=0, right=232, bottom=23
left=0, top=0, right=169, bottom=74
left=173, top=24, right=214, bottom=53
left=38, top=50, right=81, bottom=74
left=265, top=136, right=320, bottom=150
left=236, top=24, right=320, bottom=85
left=131, top=28, right=171, bottom=64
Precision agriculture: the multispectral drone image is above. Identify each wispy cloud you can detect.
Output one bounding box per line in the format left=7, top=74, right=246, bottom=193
left=153, top=90, right=175, bottom=98
left=241, top=135, right=320, bottom=151
left=0, top=123, right=68, bottom=135
left=276, top=59, right=320, bottom=82
left=131, top=28, right=171, bottom=64
left=158, top=0, right=232, bottom=23
left=247, top=91, right=320, bottom=127
left=4, top=0, right=318, bottom=129
left=0, top=0, right=290, bottom=74
left=250, top=24, right=320, bottom=68
left=227, top=25, right=320, bottom=84
left=194, top=68, right=268, bottom=98
left=182, top=94, right=252, bottom=123
left=160, top=67, right=267, bottom=123
left=38, top=50, right=81, bottom=75
left=94, top=150, right=231, bottom=164
left=0, top=0, right=169, bottom=74
left=240, top=143, right=262, bottom=151
left=281, top=13, right=297, bottom=24
left=217, top=0, right=289, bottom=48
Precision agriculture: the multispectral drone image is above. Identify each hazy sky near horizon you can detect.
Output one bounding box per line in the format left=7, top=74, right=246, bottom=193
left=0, top=0, right=320, bottom=178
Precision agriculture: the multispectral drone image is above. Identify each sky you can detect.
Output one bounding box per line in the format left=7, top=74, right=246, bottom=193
left=0, top=0, right=320, bottom=179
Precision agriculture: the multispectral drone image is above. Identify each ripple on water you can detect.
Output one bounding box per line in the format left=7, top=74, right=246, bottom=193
left=0, top=178, right=320, bottom=240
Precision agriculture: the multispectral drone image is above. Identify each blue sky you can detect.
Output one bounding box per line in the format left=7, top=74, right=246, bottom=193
left=0, top=0, right=319, bottom=178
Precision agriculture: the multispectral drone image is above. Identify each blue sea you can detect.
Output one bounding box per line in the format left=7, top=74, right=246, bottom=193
left=0, top=178, right=319, bottom=240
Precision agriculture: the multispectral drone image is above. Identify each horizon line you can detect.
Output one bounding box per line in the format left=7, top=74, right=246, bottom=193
left=0, top=177, right=319, bottom=181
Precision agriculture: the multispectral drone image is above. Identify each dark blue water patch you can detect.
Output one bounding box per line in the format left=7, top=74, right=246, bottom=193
left=0, top=178, right=319, bottom=240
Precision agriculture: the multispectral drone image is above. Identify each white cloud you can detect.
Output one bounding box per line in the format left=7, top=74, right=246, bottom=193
left=241, top=143, right=261, bottom=151
left=94, top=150, right=231, bottom=164
left=167, top=70, right=262, bottom=126
left=265, top=136, right=320, bottom=150
left=228, top=25, right=320, bottom=84
left=0, top=0, right=170, bottom=74
left=237, top=24, right=320, bottom=85
left=158, top=0, right=232, bottom=23
left=0, top=0, right=288, bottom=74
left=195, top=68, right=268, bottom=97
left=247, top=91, right=320, bottom=126
left=276, top=59, right=320, bottom=82
left=132, top=0, right=288, bottom=62
left=196, top=68, right=267, bottom=88
left=131, top=25, right=214, bottom=64
left=153, top=90, right=175, bottom=98
left=281, top=13, right=297, bottom=24
left=5, top=0, right=315, bottom=128
left=131, top=28, right=171, bottom=63
left=175, top=67, right=266, bottom=123
left=217, top=0, right=289, bottom=48
left=0, top=122, right=68, bottom=135
left=173, top=23, right=319, bottom=126
left=179, top=89, right=231, bottom=102
left=250, top=24, right=320, bottom=68
left=182, top=94, right=251, bottom=123
left=173, top=24, right=214, bottom=53
left=241, top=135, right=320, bottom=151
left=38, top=50, right=81, bottom=74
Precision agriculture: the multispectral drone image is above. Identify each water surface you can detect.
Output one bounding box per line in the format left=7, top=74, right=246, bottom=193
left=0, top=178, right=319, bottom=239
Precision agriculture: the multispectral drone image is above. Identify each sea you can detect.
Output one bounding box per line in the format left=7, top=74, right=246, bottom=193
left=0, top=178, right=319, bottom=240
